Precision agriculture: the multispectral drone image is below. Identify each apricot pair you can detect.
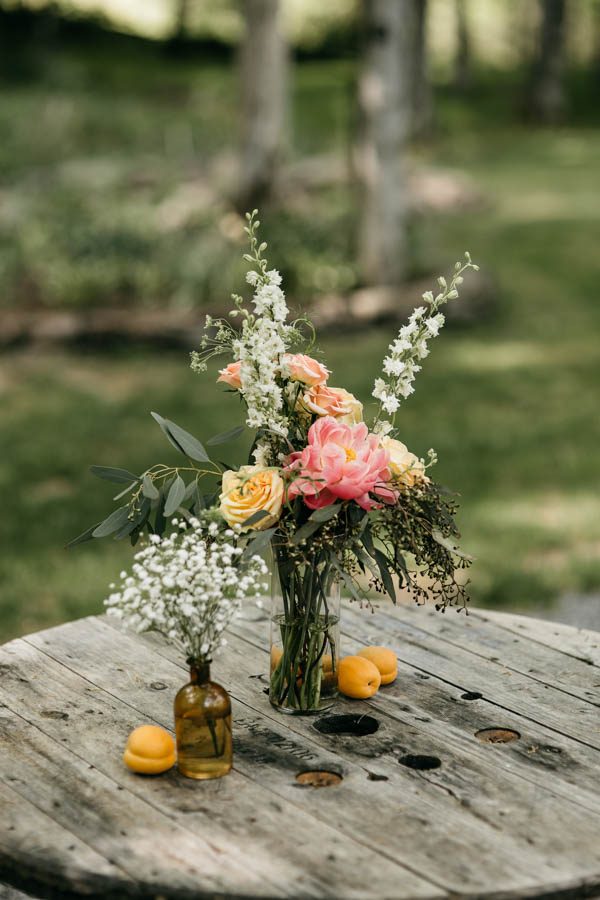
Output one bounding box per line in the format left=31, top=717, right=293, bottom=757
left=338, top=647, right=397, bottom=700
left=123, top=725, right=176, bottom=775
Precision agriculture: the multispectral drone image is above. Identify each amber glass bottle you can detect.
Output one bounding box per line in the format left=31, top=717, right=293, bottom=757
left=174, top=661, right=232, bottom=779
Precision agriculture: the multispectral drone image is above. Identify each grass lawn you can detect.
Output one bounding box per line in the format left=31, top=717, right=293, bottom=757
left=1, top=52, right=600, bottom=641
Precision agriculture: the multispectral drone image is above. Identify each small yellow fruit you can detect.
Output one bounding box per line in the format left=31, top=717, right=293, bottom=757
left=270, top=645, right=283, bottom=674
left=123, top=725, right=176, bottom=775
left=338, top=656, right=381, bottom=699
left=357, top=646, right=398, bottom=685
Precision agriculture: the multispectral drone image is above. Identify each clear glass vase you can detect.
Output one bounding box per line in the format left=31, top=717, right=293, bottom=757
left=269, top=547, right=340, bottom=715
left=174, top=661, right=232, bottom=779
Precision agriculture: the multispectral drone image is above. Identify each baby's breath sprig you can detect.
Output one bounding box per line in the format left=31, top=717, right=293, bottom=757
left=105, top=517, right=268, bottom=662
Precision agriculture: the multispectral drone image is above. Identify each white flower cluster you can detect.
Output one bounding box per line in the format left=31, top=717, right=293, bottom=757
left=247, top=268, right=288, bottom=322
left=373, top=255, right=477, bottom=428
left=252, top=440, right=271, bottom=467
left=105, top=519, right=268, bottom=662
left=373, top=308, right=438, bottom=414
left=233, top=267, right=291, bottom=436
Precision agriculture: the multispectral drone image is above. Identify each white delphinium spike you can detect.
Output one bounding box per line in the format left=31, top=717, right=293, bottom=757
left=190, top=211, right=293, bottom=439
left=232, top=215, right=293, bottom=435
left=373, top=253, right=478, bottom=432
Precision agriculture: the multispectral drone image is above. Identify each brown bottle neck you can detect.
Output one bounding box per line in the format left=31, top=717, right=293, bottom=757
left=188, top=660, right=211, bottom=684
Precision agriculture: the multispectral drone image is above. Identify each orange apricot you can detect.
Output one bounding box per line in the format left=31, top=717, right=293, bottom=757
left=270, top=645, right=283, bottom=673
left=357, top=646, right=398, bottom=685
left=123, top=725, right=176, bottom=775
left=338, top=656, right=381, bottom=699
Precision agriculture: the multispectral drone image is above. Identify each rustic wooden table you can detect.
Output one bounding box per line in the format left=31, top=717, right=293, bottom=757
left=1, top=602, right=599, bottom=900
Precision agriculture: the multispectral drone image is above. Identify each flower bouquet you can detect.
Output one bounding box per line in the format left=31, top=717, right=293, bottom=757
left=74, top=211, right=476, bottom=717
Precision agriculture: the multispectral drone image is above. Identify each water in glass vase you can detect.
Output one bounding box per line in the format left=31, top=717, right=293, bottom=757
left=174, top=661, right=232, bottom=779
left=270, top=549, right=341, bottom=715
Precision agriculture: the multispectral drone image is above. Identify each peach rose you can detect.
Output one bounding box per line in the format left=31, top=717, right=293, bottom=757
left=217, top=361, right=242, bottom=390
left=379, top=437, right=428, bottom=487
left=299, top=385, right=363, bottom=425
left=220, top=465, right=284, bottom=530
left=281, top=353, right=329, bottom=386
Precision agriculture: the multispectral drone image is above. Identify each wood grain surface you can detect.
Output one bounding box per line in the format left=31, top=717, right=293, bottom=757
left=0, top=602, right=599, bottom=900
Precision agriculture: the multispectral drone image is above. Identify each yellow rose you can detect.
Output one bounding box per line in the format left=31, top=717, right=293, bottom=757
left=219, top=465, right=284, bottom=530
left=380, top=437, right=428, bottom=488
left=299, top=385, right=363, bottom=425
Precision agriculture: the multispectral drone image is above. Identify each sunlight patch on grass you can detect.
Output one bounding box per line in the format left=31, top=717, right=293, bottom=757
left=476, top=493, right=600, bottom=533
left=443, top=339, right=598, bottom=372
left=498, top=192, right=600, bottom=223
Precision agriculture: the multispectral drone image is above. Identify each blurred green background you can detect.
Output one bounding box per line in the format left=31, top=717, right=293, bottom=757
left=1, top=0, right=599, bottom=642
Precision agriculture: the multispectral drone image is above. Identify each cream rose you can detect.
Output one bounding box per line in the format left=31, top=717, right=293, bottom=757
left=217, top=361, right=242, bottom=390
left=281, top=353, right=329, bottom=386
left=219, top=465, right=284, bottom=530
left=380, top=437, right=428, bottom=488
left=299, top=385, right=363, bottom=425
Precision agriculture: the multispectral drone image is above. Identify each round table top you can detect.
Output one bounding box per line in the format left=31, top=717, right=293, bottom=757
left=1, top=602, right=599, bottom=900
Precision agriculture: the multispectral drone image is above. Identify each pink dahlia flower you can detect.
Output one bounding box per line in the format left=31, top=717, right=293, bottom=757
left=286, top=416, right=396, bottom=510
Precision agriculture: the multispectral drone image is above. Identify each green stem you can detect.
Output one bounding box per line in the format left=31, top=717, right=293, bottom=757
left=271, top=552, right=337, bottom=712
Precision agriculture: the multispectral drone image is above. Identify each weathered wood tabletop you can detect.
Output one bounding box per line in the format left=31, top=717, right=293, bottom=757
left=1, top=602, right=599, bottom=900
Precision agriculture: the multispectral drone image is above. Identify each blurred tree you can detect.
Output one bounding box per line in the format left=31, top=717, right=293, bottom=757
left=236, top=0, right=288, bottom=211
left=453, top=0, right=472, bottom=92
left=410, top=0, right=433, bottom=136
left=355, top=0, right=413, bottom=287
left=173, top=0, right=190, bottom=42
left=593, top=0, right=600, bottom=78
left=528, top=0, right=568, bottom=123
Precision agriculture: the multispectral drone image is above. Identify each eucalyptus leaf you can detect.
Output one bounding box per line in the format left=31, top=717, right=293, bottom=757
left=151, top=412, right=184, bottom=455
left=166, top=421, right=210, bottom=463
left=164, top=475, right=186, bottom=517
left=374, top=548, right=397, bottom=603
left=142, top=474, right=159, bottom=500
left=66, top=522, right=101, bottom=549
left=92, top=506, right=131, bottom=539
left=242, top=510, right=271, bottom=527
left=154, top=488, right=167, bottom=537
left=183, top=479, right=199, bottom=501
left=207, top=425, right=245, bottom=446
left=291, top=519, right=323, bottom=546
left=353, top=544, right=379, bottom=580
left=361, top=525, right=376, bottom=556
left=151, top=412, right=209, bottom=462
left=242, top=527, right=276, bottom=558
left=114, top=517, right=141, bottom=540
left=90, top=465, right=139, bottom=484
left=431, top=529, right=473, bottom=561
left=329, top=554, right=362, bottom=602
left=309, top=504, right=342, bottom=523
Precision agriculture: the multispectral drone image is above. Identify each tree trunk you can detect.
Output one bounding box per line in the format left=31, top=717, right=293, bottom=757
left=173, top=0, right=190, bottom=42
left=454, top=0, right=472, bottom=92
left=529, top=0, right=567, bottom=123
left=410, top=0, right=433, bottom=137
left=592, top=0, right=600, bottom=82
left=236, top=0, right=288, bottom=212
left=355, top=0, right=413, bottom=287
